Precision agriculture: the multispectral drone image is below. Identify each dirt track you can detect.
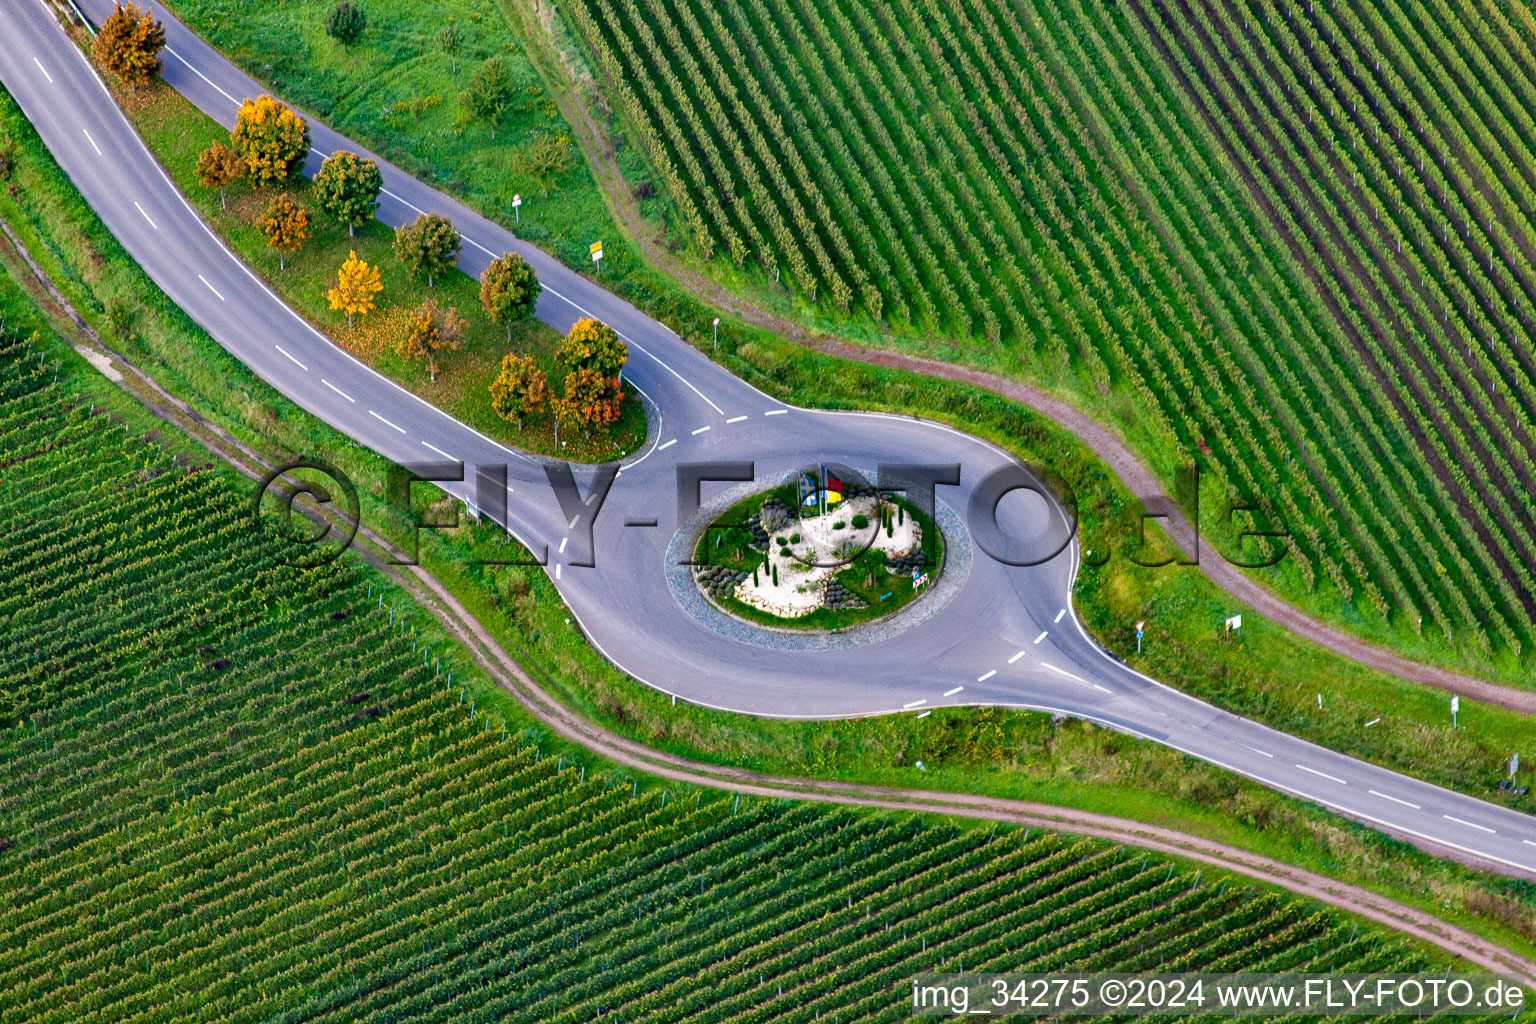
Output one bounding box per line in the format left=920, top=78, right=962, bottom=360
left=6, top=162, right=1534, bottom=986
left=518, top=17, right=1536, bottom=716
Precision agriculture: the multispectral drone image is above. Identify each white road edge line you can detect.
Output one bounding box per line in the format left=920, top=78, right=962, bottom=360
left=163, top=45, right=240, bottom=105
left=1007, top=650, right=1026, bottom=664
left=765, top=409, right=788, bottom=416
left=658, top=439, right=678, bottom=451
left=943, top=686, right=964, bottom=697
left=133, top=201, right=158, bottom=230
left=368, top=409, right=406, bottom=434
left=691, top=425, right=711, bottom=435
left=726, top=415, right=747, bottom=424
left=1296, top=764, right=1348, bottom=785
left=33, top=57, right=53, bottom=83
left=902, top=699, right=927, bottom=709
left=421, top=441, right=456, bottom=461
left=274, top=345, right=307, bottom=371
left=81, top=127, right=101, bottom=155
left=976, top=670, right=996, bottom=683
left=1033, top=630, right=1048, bottom=644
left=1368, top=789, right=1421, bottom=810
left=1054, top=608, right=1066, bottom=623
left=197, top=274, right=225, bottom=301
left=321, top=379, right=354, bottom=402
left=1443, top=814, right=1496, bottom=834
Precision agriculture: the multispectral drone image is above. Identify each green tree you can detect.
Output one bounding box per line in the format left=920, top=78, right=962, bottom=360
left=257, top=193, right=310, bottom=270
left=196, top=141, right=245, bottom=211
left=461, top=57, right=514, bottom=140
left=511, top=132, right=573, bottom=196
left=230, top=95, right=310, bottom=187
left=325, top=0, right=366, bottom=43
left=479, top=252, right=541, bottom=340
left=557, top=317, right=627, bottom=378
left=313, top=150, right=382, bottom=237
left=436, top=22, right=464, bottom=74
left=393, top=213, right=461, bottom=287
left=399, top=298, right=466, bottom=380
left=488, top=353, right=549, bottom=431
left=93, top=3, right=165, bottom=91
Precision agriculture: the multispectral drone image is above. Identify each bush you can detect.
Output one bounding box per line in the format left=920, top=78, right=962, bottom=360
left=851, top=514, right=869, bottom=529
left=832, top=520, right=846, bottom=530
left=326, top=1, right=367, bottom=43
left=759, top=504, right=790, bottom=534
left=789, top=533, right=800, bottom=544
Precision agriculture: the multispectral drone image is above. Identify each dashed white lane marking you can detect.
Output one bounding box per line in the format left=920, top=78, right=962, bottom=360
left=1040, top=662, right=1092, bottom=687
left=322, top=379, right=354, bottom=402
left=1296, top=764, right=1348, bottom=785
left=274, top=345, right=307, bottom=371
left=567, top=514, right=581, bottom=529
left=197, top=274, right=225, bottom=301
left=1033, top=630, right=1048, bottom=644
left=368, top=409, right=406, bottom=433
left=658, top=438, right=678, bottom=450
left=726, top=415, right=748, bottom=424
left=1054, top=608, right=1066, bottom=623
left=421, top=440, right=456, bottom=461
left=1443, top=814, right=1496, bottom=834
left=1007, top=650, right=1026, bottom=664
left=1093, top=684, right=1112, bottom=693
left=82, top=127, right=102, bottom=155
left=33, top=57, right=53, bottom=83
left=976, top=670, right=996, bottom=683
left=915, top=710, right=931, bottom=719
left=558, top=537, right=568, bottom=554
left=943, top=686, right=964, bottom=697
left=1525, top=840, right=1536, bottom=848
left=555, top=564, right=562, bottom=580
left=164, top=45, right=239, bottom=105
left=133, top=201, right=158, bottom=230
left=1369, top=789, right=1421, bottom=810
left=765, top=409, right=788, bottom=416
left=902, top=699, right=927, bottom=709
left=691, top=425, right=711, bottom=435
left=1244, top=744, right=1275, bottom=758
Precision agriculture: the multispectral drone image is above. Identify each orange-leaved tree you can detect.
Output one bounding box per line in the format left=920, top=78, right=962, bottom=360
left=399, top=298, right=466, bottom=381
left=488, top=353, right=549, bottom=431
left=94, top=3, right=165, bottom=90
left=257, top=193, right=310, bottom=270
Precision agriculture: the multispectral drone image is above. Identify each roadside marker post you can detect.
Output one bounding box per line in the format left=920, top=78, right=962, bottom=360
left=590, top=240, right=603, bottom=273
left=712, top=316, right=720, bottom=353
left=1135, top=620, right=1144, bottom=655
left=512, top=193, right=521, bottom=224
left=1451, top=694, right=1460, bottom=730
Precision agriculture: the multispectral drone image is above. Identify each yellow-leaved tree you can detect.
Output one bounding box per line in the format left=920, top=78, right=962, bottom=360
left=326, top=251, right=383, bottom=328
left=230, top=95, right=311, bottom=188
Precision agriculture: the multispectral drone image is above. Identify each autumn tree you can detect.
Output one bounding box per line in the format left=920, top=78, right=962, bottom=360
left=479, top=252, right=541, bottom=340
left=258, top=193, right=311, bottom=270
left=230, top=95, right=311, bottom=187
left=511, top=132, right=572, bottom=196
left=558, top=367, right=623, bottom=439
left=196, top=141, right=245, bottom=211
left=393, top=212, right=460, bottom=287
left=488, top=353, right=549, bottom=431
left=93, top=3, right=165, bottom=91
left=399, top=298, right=466, bottom=380
left=313, top=150, right=382, bottom=236
left=325, top=0, right=366, bottom=43
left=556, top=317, right=627, bottom=378
left=461, top=57, right=514, bottom=140
left=436, top=22, right=464, bottom=74
left=325, top=250, right=382, bottom=327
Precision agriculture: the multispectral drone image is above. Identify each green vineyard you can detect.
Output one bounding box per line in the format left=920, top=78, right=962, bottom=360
left=563, top=0, right=1536, bottom=665
left=0, top=328, right=1461, bottom=1019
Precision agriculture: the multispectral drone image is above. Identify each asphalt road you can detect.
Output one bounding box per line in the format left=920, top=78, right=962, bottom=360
left=4, top=0, right=1534, bottom=877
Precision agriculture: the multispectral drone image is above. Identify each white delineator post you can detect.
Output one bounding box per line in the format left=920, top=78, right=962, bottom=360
left=512, top=193, right=522, bottom=224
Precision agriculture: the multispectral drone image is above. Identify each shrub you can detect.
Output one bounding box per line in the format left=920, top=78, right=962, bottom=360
left=851, top=514, right=869, bottom=529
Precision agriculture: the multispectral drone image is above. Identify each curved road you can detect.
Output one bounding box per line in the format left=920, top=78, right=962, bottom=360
left=4, top=0, right=1534, bottom=878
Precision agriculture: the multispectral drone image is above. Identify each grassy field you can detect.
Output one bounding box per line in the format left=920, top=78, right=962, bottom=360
left=104, top=71, right=644, bottom=463
left=555, top=0, right=1536, bottom=677
left=1, top=283, right=1488, bottom=1020
left=4, top=77, right=1535, bottom=958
